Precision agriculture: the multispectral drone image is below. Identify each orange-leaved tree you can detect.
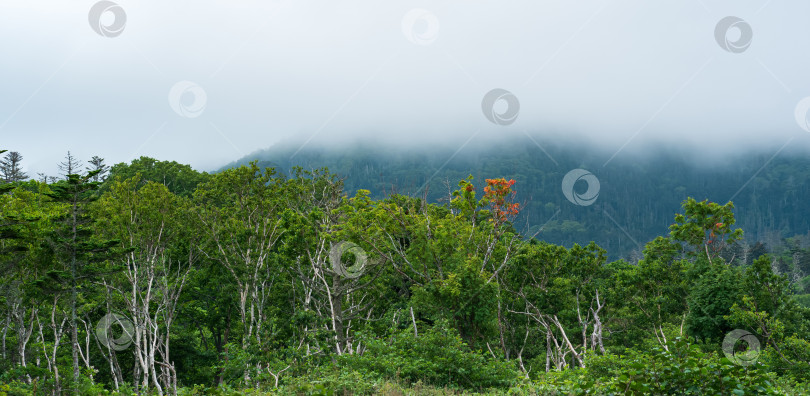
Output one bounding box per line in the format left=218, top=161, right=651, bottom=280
left=483, top=178, right=520, bottom=225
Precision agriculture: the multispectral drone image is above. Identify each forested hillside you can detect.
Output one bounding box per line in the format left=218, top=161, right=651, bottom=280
left=1, top=148, right=809, bottom=394
left=225, top=139, right=810, bottom=263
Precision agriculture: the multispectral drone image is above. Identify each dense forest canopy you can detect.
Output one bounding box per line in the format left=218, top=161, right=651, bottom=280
left=1, top=147, right=809, bottom=395
left=225, top=139, right=810, bottom=262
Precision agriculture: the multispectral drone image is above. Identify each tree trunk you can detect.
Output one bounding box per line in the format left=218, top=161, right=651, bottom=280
left=545, top=330, right=551, bottom=372
left=71, top=257, right=80, bottom=389
left=70, top=199, right=81, bottom=392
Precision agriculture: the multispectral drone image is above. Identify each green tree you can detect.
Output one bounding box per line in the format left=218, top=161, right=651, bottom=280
left=193, top=162, right=290, bottom=384
left=0, top=151, right=28, bottom=183
left=86, top=156, right=110, bottom=182
left=93, top=175, right=198, bottom=393
left=685, top=261, right=742, bottom=343
left=727, top=255, right=810, bottom=379
left=669, top=198, right=743, bottom=263
left=44, top=164, right=118, bottom=389
left=108, top=156, right=208, bottom=197
left=611, top=236, right=689, bottom=350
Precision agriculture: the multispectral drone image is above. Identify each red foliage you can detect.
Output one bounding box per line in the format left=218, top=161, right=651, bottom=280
left=483, top=178, right=520, bottom=223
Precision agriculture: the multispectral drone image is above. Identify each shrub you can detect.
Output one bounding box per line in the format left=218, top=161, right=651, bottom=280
left=340, top=320, right=519, bottom=391
left=610, top=338, right=780, bottom=395
left=279, top=366, right=380, bottom=395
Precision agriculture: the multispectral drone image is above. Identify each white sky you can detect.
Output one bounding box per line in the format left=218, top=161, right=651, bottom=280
left=2, top=0, right=810, bottom=176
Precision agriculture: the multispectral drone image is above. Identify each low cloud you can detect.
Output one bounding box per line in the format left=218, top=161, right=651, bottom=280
left=2, top=0, right=810, bottom=176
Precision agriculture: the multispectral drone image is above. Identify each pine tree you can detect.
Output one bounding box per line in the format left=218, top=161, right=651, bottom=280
left=45, top=161, right=119, bottom=390
left=86, top=156, right=110, bottom=182
left=0, top=150, right=12, bottom=194
left=0, top=151, right=28, bottom=182
left=58, top=151, right=82, bottom=180
left=0, top=150, right=27, bottom=253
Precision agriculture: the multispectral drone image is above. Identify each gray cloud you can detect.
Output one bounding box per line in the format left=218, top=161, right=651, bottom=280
left=2, top=0, right=810, bottom=176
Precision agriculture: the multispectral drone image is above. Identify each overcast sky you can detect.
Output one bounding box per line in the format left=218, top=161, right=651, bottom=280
left=2, top=0, right=810, bottom=176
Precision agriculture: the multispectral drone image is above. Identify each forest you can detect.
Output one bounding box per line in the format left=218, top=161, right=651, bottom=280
left=228, top=139, right=810, bottom=262
left=1, top=147, right=809, bottom=395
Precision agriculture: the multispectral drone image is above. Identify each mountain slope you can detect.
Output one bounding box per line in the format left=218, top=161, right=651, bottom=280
left=222, top=137, right=810, bottom=260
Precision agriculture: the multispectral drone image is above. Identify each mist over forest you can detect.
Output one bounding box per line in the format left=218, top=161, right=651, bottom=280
left=225, top=136, right=810, bottom=261
left=4, top=0, right=810, bottom=395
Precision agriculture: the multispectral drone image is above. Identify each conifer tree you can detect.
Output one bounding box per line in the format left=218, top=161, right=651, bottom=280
left=45, top=153, right=119, bottom=390
left=0, top=150, right=27, bottom=183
